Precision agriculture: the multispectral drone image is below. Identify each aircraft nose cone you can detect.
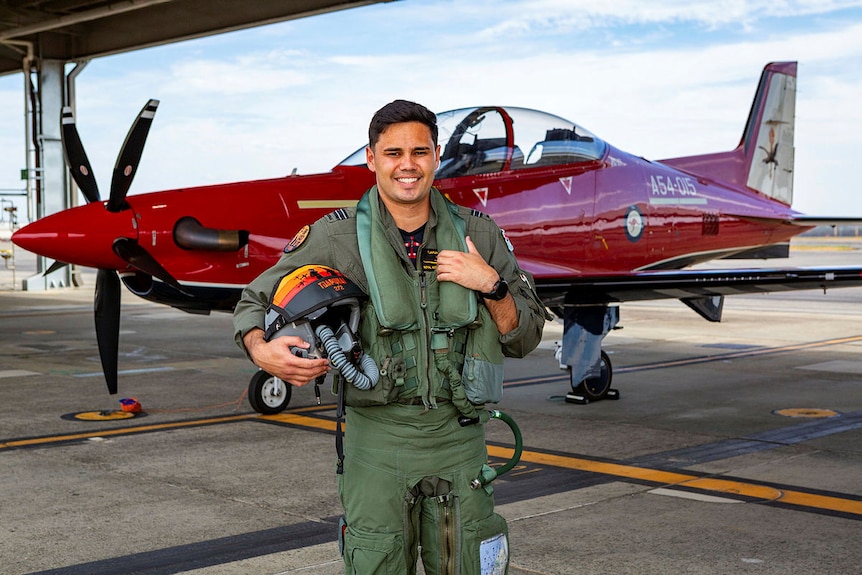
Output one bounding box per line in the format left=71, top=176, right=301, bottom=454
left=12, top=202, right=138, bottom=270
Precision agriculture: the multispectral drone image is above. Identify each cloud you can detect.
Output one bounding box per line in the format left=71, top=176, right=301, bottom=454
left=469, top=0, right=862, bottom=39
left=166, top=50, right=317, bottom=96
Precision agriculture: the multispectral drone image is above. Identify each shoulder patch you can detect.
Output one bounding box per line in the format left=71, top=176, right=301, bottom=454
left=470, top=208, right=490, bottom=219
left=325, top=208, right=353, bottom=222
left=284, top=224, right=310, bottom=253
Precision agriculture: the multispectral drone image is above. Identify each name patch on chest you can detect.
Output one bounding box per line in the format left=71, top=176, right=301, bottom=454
left=421, top=250, right=438, bottom=272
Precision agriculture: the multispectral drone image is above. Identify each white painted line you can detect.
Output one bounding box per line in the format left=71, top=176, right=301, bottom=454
left=72, top=367, right=175, bottom=378
left=796, top=360, right=862, bottom=375
left=0, top=369, right=40, bottom=378
left=649, top=487, right=743, bottom=504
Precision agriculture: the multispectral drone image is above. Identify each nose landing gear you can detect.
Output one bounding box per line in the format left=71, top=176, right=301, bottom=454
left=565, top=350, right=620, bottom=405
left=247, top=370, right=292, bottom=414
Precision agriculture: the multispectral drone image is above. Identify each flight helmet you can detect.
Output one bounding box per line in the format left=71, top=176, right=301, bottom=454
left=264, top=265, right=365, bottom=358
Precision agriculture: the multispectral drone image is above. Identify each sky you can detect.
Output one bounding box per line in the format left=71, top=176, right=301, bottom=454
left=1, top=0, right=861, bottom=228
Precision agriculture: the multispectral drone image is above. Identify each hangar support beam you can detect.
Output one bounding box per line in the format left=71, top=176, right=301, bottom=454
left=20, top=57, right=84, bottom=290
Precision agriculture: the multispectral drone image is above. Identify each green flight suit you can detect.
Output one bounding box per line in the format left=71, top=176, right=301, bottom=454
left=233, top=187, right=548, bottom=574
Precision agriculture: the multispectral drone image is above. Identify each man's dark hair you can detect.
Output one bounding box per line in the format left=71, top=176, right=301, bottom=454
left=368, top=100, right=438, bottom=148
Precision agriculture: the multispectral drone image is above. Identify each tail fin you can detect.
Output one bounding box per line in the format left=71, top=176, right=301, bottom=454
left=660, top=62, right=797, bottom=205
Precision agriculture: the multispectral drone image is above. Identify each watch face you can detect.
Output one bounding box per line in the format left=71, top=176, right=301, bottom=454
left=497, top=279, right=509, bottom=299
left=484, top=278, right=508, bottom=300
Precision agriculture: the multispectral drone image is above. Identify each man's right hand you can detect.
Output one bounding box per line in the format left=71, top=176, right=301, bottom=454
left=242, top=328, right=330, bottom=386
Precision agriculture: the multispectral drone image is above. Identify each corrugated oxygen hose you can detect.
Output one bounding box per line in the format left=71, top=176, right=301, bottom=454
left=315, top=324, right=379, bottom=390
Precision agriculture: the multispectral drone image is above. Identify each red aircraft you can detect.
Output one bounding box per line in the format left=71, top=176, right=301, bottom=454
left=13, top=61, right=862, bottom=411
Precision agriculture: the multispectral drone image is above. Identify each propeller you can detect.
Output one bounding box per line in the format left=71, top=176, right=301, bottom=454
left=109, top=100, right=159, bottom=212
left=112, top=238, right=183, bottom=292
left=60, top=99, right=181, bottom=395
left=94, top=268, right=121, bottom=394
left=43, top=258, right=70, bottom=276
left=61, top=106, right=100, bottom=204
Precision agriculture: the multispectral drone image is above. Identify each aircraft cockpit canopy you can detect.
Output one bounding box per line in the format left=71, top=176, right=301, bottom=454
left=336, top=106, right=607, bottom=177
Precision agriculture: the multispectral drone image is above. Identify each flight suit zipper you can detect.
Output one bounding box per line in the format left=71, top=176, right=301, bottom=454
left=419, top=268, right=428, bottom=309
left=418, top=248, right=433, bottom=408
left=441, top=494, right=454, bottom=575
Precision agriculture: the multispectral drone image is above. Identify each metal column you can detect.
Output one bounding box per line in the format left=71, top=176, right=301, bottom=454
left=22, top=59, right=72, bottom=290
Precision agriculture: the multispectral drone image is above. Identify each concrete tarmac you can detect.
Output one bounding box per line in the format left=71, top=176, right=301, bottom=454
left=0, top=240, right=860, bottom=574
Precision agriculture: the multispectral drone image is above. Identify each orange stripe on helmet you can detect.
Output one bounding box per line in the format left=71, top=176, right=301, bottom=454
left=271, top=265, right=338, bottom=308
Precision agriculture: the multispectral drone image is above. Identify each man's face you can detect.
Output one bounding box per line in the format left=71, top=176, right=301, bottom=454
left=366, top=121, right=440, bottom=210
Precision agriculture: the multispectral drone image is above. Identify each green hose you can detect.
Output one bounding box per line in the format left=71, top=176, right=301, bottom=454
left=469, top=409, right=523, bottom=489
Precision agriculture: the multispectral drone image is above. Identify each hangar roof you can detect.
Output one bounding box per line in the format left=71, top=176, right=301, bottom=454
left=0, top=0, right=392, bottom=76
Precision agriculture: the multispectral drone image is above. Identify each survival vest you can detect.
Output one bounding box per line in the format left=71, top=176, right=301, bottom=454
left=346, top=187, right=503, bottom=418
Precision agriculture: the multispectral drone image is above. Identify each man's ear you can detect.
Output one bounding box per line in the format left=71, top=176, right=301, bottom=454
left=365, top=145, right=376, bottom=172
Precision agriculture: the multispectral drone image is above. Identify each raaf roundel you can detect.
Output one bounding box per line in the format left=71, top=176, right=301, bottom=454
left=13, top=61, right=862, bottom=407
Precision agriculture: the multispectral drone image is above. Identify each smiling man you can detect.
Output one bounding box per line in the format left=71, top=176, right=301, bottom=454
left=234, top=100, right=548, bottom=575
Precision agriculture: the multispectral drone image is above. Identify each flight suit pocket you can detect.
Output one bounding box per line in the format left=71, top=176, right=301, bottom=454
left=343, top=527, right=406, bottom=575
left=461, top=306, right=504, bottom=405
left=342, top=356, right=397, bottom=406
left=461, top=512, right=509, bottom=575
left=462, top=356, right=503, bottom=404
left=345, top=303, right=406, bottom=406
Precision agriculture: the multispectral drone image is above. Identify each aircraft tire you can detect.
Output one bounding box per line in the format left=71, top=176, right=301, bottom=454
left=573, top=351, right=613, bottom=400
left=248, top=370, right=292, bottom=414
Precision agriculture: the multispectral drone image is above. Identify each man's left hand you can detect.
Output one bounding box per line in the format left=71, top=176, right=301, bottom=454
left=437, top=236, right=498, bottom=292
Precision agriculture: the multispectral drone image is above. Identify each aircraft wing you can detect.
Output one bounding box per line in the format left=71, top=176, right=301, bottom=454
left=534, top=266, right=862, bottom=309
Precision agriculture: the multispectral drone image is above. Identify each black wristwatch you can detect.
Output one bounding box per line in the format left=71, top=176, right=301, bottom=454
left=480, top=275, right=509, bottom=301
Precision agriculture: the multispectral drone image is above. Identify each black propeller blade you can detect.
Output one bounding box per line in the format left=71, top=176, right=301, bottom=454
left=93, top=238, right=186, bottom=395
left=109, top=99, right=159, bottom=212
left=60, top=106, right=100, bottom=204
left=43, top=259, right=69, bottom=276
left=112, top=238, right=184, bottom=292
left=94, top=269, right=121, bottom=395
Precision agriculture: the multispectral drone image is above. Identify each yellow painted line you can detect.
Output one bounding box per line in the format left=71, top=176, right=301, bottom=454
left=0, top=414, right=256, bottom=449
left=503, top=447, right=694, bottom=484
left=261, top=416, right=862, bottom=516
left=682, top=477, right=862, bottom=515
left=289, top=403, right=337, bottom=413
left=261, top=412, right=344, bottom=432
left=5, top=408, right=859, bottom=516
left=74, top=410, right=136, bottom=421
left=0, top=404, right=340, bottom=450
left=199, top=412, right=862, bottom=516
left=487, top=446, right=862, bottom=516
left=774, top=408, right=839, bottom=418
left=792, top=245, right=857, bottom=251
left=296, top=200, right=359, bottom=209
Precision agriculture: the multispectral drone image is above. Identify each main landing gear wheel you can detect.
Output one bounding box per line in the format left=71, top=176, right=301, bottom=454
left=248, top=370, right=292, bottom=414
left=565, top=351, right=620, bottom=405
